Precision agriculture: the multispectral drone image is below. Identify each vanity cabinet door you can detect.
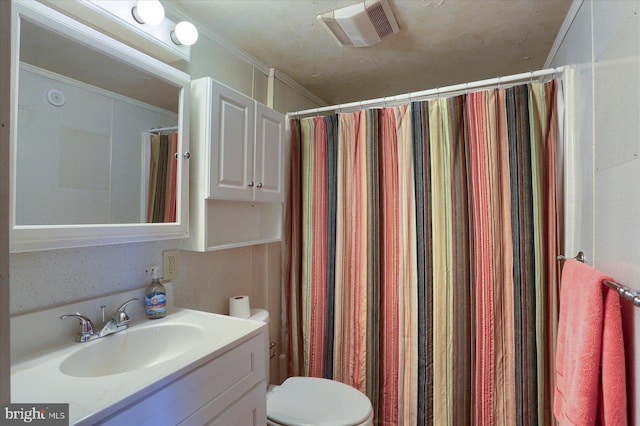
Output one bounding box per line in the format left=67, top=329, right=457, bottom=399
left=254, top=102, right=285, bottom=202
left=205, top=384, right=266, bottom=426
left=208, top=79, right=255, bottom=201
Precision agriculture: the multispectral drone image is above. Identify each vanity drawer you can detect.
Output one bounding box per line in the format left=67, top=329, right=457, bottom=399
left=96, top=333, right=266, bottom=425
left=183, top=382, right=266, bottom=426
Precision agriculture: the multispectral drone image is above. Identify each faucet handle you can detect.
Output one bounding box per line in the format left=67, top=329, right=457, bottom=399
left=112, top=297, right=139, bottom=325
left=116, top=298, right=139, bottom=313
left=60, top=313, right=95, bottom=342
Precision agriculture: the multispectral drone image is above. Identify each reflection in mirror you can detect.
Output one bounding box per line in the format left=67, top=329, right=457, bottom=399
left=10, top=1, right=190, bottom=253
left=16, top=18, right=181, bottom=225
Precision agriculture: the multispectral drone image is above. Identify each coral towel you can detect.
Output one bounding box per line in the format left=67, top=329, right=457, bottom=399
left=554, top=260, right=627, bottom=425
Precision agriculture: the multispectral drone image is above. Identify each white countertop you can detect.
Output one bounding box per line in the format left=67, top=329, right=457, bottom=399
left=11, top=308, right=266, bottom=425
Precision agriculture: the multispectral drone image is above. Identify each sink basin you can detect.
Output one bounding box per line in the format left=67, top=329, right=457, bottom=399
left=59, top=323, right=205, bottom=377
left=13, top=308, right=267, bottom=425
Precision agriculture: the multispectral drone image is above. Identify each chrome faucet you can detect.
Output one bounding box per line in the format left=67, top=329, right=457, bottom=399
left=60, top=298, right=139, bottom=343
left=58, top=313, right=95, bottom=343
left=98, top=298, right=138, bottom=337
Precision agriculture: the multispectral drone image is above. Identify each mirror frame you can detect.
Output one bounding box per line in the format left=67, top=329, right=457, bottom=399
left=10, top=0, right=190, bottom=253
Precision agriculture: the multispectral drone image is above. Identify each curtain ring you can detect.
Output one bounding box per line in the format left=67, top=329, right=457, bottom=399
left=465, top=82, right=469, bottom=95
left=497, top=76, right=501, bottom=89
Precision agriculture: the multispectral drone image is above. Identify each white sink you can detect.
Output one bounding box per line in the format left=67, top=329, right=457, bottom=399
left=11, top=308, right=266, bottom=425
left=59, top=323, right=205, bottom=377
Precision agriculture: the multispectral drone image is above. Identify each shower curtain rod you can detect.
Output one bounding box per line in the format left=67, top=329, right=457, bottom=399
left=289, top=66, right=565, bottom=117
left=145, top=125, right=178, bottom=134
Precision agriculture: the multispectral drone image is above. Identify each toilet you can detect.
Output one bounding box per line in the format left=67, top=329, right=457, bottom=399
left=248, top=309, right=374, bottom=426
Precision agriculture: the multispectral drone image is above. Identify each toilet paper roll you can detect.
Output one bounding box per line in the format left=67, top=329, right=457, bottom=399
left=229, top=295, right=251, bottom=318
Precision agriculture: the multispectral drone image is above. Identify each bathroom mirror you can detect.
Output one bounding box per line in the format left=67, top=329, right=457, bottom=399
left=10, top=1, right=190, bottom=252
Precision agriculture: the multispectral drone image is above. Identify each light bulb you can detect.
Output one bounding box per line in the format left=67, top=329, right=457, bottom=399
left=171, top=21, right=199, bottom=46
left=132, top=0, right=165, bottom=25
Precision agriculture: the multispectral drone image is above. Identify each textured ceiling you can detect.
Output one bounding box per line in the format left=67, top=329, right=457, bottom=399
left=172, top=0, right=572, bottom=105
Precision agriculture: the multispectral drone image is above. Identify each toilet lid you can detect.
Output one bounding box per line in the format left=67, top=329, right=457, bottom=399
left=267, top=377, right=372, bottom=426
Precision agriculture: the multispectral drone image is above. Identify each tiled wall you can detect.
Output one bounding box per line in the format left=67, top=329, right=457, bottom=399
left=549, top=1, right=640, bottom=422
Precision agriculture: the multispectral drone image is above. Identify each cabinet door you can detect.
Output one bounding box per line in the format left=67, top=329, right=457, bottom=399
left=254, top=102, right=285, bottom=202
left=208, top=80, right=254, bottom=201
left=205, top=384, right=266, bottom=426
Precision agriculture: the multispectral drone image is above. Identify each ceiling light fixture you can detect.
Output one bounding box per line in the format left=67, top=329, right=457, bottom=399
left=131, top=0, right=165, bottom=25
left=171, top=21, right=198, bottom=46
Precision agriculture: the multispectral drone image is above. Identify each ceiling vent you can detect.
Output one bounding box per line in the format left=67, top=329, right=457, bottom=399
left=317, top=0, right=400, bottom=48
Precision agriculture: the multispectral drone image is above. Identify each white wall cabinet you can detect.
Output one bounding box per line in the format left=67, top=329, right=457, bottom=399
left=183, top=77, right=285, bottom=251
left=203, top=77, right=285, bottom=203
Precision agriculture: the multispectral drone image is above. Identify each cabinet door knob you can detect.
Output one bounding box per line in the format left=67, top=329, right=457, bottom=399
left=247, top=181, right=254, bottom=187
left=256, top=182, right=263, bottom=188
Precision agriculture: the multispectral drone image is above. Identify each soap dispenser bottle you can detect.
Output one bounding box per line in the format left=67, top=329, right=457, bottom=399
left=145, top=266, right=166, bottom=319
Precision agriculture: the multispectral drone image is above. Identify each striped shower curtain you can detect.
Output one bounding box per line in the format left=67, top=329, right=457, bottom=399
left=285, top=80, right=561, bottom=425
left=146, top=132, right=178, bottom=223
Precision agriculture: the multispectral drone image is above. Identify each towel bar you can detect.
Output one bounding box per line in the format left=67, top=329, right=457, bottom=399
left=558, top=252, right=640, bottom=307
left=557, top=251, right=587, bottom=263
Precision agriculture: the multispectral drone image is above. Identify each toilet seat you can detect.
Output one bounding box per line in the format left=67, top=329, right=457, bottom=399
left=267, top=377, right=373, bottom=426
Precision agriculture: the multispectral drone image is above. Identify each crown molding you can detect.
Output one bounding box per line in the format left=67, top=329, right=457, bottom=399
left=163, top=2, right=270, bottom=75
left=269, top=68, right=328, bottom=107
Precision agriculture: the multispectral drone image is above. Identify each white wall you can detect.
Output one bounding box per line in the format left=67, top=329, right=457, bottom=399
left=548, top=0, right=640, bottom=422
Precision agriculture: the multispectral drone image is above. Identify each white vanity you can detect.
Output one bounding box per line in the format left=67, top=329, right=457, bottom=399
left=11, top=287, right=267, bottom=425
left=8, top=3, right=273, bottom=424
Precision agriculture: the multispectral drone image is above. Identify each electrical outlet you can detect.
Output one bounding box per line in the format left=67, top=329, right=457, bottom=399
left=163, top=250, right=179, bottom=280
